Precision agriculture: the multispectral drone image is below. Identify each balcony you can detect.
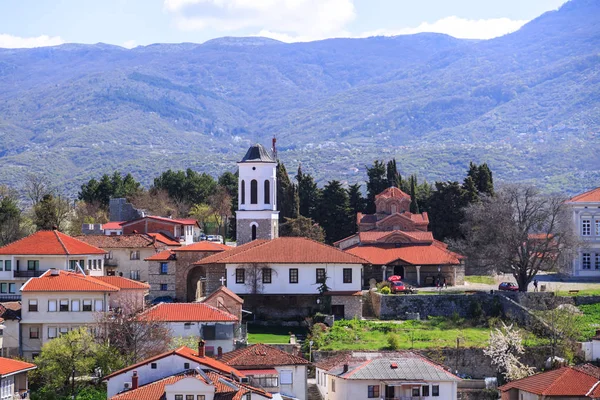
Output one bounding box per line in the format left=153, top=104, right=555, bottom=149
left=13, top=270, right=45, bottom=278
left=104, top=259, right=118, bottom=267
left=0, top=294, right=21, bottom=301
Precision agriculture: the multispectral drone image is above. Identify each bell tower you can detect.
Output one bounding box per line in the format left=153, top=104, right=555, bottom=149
left=236, top=143, right=279, bottom=245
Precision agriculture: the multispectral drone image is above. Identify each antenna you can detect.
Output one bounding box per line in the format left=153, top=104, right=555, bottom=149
left=75, top=261, right=86, bottom=275
left=272, top=136, right=277, bottom=160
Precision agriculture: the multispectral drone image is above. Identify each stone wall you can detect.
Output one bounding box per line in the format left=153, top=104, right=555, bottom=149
left=242, top=294, right=320, bottom=320
left=109, top=198, right=143, bottom=222
left=331, top=295, right=362, bottom=319
left=148, top=260, right=176, bottom=301
left=236, top=218, right=277, bottom=245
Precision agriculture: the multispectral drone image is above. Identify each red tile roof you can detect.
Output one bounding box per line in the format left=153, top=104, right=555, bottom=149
left=204, top=286, right=244, bottom=305
left=0, top=357, right=36, bottom=376
left=196, top=237, right=368, bottom=265
left=102, top=222, right=123, bottom=230
left=219, top=344, right=309, bottom=368
left=139, top=303, right=238, bottom=322
left=75, top=234, right=155, bottom=249
left=568, top=187, right=600, bottom=203
left=0, top=230, right=106, bottom=256
left=146, top=233, right=182, bottom=246
left=121, top=216, right=198, bottom=227
left=176, top=241, right=231, bottom=252
left=21, top=270, right=119, bottom=293
left=103, top=346, right=242, bottom=381
left=145, top=249, right=176, bottom=261
left=376, top=187, right=411, bottom=200
left=93, top=276, right=150, bottom=290
left=359, top=230, right=434, bottom=243
left=346, top=244, right=462, bottom=266
left=499, top=366, right=600, bottom=396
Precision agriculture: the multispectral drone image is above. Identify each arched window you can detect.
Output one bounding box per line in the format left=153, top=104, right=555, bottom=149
left=252, top=225, right=257, bottom=241
left=264, top=180, right=270, bottom=204
left=250, top=180, right=258, bottom=204
left=391, top=204, right=397, bottom=214
left=241, top=180, right=245, bottom=204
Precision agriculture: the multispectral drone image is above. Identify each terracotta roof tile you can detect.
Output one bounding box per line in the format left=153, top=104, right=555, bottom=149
left=146, top=233, right=182, bottom=246
left=75, top=234, right=155, bottom=249
left=499, top=366, right=600, bottom=395
left=0, top=230, right=106, bottom=256
left=375, top=187, right=411, bottom=200
left=205, top=286, right=244, bottom=304
left=21, top=270, right=119, bottom=292
left=93, top=276, right=150, bottom=290
left=219, top=344, right=309, bottom=368
left=176, top=242, right=231, bottom=252
left=102, top=222, right=124, bottom=230
left=0, top=357, right=36, bottom=376
left=346, top=244, right=461, bottom=265
left=121, top=216, right=198, bottom=226
left=568, top=187, right=600, bottom=203
left=196, top=237, right=368, bottom=265
left=145, top=249, right=176, bottom=261
left=359, top=230, right=434, bottom=243
left=140, top=303, right=238, bottom=322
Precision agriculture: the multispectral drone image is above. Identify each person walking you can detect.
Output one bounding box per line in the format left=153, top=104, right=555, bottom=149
left=533, top=279, right=539, bottom=292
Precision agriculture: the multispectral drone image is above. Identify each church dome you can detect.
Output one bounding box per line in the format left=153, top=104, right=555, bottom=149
left=239, top=144, right=276, bottom=163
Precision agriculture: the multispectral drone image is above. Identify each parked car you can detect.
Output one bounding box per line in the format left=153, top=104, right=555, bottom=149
left=207, top=235, right=224, bottom=244
left=498, top=282, right=519, bottom=292
left=390, top=281, right=418, bottom=294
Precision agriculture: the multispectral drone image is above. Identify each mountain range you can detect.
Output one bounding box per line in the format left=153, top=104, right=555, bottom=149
left=0, top=0, right=598, bottom=196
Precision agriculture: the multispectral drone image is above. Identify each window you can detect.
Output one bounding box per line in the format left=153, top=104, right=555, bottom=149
left=4, top=260, right=10, bottom=271
left=29, top=327, right=39, bottom=339
left=236, top=268, right=245, bottom=284
left=289, top=268, right=298, bottom=284
left=596, top=254, right=600, bottom=270
left=250, top=179, right=258, bottom=204
left=95, top=300, right=104, bottom=312
left=69, top=260, right=78, bottom=270
left=160, top=284, right=168, bottom=291
left=175, top=396, right=183, bottom=400
left=105, top=251, right=113, bottom=260
left=251, top=225, right=257, bottom=241
left=151, top=363, right=157, bottom=369
left=262, top=268, right=272, bottom=284
left=29, top=300, right=38, bottom=312
left=241, top=180, right=246, bottom=204
left=130, top=251, right=140, bottom=260
left=316, top=268, right=326, bottom=284
left=160, top=263, right=168, bottom=274
left=280, top=370, right=293, bottom=385
left=583, top=253, right=592, bottom=269
left=422, top=386, right=430, bottom=396
left=186, top=396, right=194, bottom=400
left=583, top=219, right=592, bottom=236
left=8, top=283, right=15, bottom=294
left=27, top=260, right=39, bottom=271
left=184, top=362, right=190, bottom=369
left=83, top=300, right=92, bottom=312
left=0, top=283, right=6, bottom=293
left=184, top=323, right=192, bottom=330
left=88, top=260, right=92, bottom=269
left=48, top=327, right=57, bottom=339
left=72, top=300, right=80, bottom=312
left=432, top=385, right=439, bottom=396
left=331, top=378, right=335, bottom=392
left=264, top=180, right=270, bottom=204
left=59, top=299, right=69, bottom=312
left=412, top=387, right=421, bottom=396
left=0, top=261, right=3, bottom=271
left=252, top=376, right=279, bottom=388
left=203, top=325, right=216, bottom=340
left=59, top=327, right=69, bottom=335
left=343, top=268, right=352, bottom=284
left=197, top=396, right=205, bottom=400
left=368, top=385, right=380, bottom=398
left=93, top=259, right=97, bottom=269
left=596, top=220, right=600, bottom=236
left=130, top=270, right=140, bottom=280
left=48, top=300, right=57, bottom=312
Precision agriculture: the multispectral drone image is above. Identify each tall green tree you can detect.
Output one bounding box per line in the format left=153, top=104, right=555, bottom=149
left=463, top=176, right=480, bottom=204
left=347, top=183, right=366, bottom=232
left=280, top=215, right=325, bottom=242
left=78, top=172, right=142, bottom=208
left=366, top=160, right=388, bottom=213
left=33, top=194, right=71, bottom=231
left=409, top=175, right=420, bottom=214
left=427, top=181, right=470, bottom=241
left=276, top=161, right=299, bottom=221
left=477, top=163, right=494, bottom=196
left=0, top=186, right=22, bottom=245
left=219, top=171, right=238, bottom=240
left=153, top=168, right=217, bottom=206
left=319, top=180, right=354, bottom=243
left=296, top=164, right=321, bottom=220
left=386, top=159, right=402, bottom=188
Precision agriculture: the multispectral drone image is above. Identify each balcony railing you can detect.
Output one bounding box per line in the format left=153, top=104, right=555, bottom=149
left=0, top=294, right=21, bottom=301
left=104, top=259, right=118, bottom=267
left=14, top=270, right=45, bottom=278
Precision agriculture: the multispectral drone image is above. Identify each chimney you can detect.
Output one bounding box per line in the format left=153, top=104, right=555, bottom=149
left=217, top=346, right=223, bottom=358
left=272, top=137, right=277, bottom=159
left=131, top=371, right=139, bottom=389
left=198, top=339, right=205, bottom=358
left=50, top=268, right=59, bottom=276
left=342, top=364, right=349, bottom=373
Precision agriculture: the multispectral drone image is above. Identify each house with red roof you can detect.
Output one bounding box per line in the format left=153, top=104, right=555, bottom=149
left=0, top=356, right=36, bottom=399
left=334, top=187, right=464, bottom=288
left=138, top=303, right=239, bottom=354
left=566, top=187, right=600, bottom=277
left=120, top=216, right=201, bottom=245
left=499, top=364, right=600, bottom=399
left=0, top=302, right=22, bottom=357
left=0, top=230, right=107, bottom=300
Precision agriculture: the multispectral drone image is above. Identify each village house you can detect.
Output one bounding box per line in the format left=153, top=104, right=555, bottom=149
left=0, top=230, right=106, bottom=300
left=499, top=364, right=600, bottom=399
left=0, top=356, right=36, bottom=399
left=120, top=216, right=201, bottom=245
left=566, top=187, right=600, bottom=277
left=335, top=187, right=464, bottom=287
left=76, top=233, right=180, bottom=282
left=103, top=341, right=268, bottom=399
left=19, top=270, right=147, bottom=359
left=138, top=303, right=239, bottom=354
left=218, top=343, right=310, bottom=400
left=315, top=351, right=460, bottom=400
left=0, top=302, right=21, bottom=357
left=202, top=285, right=244, bottom=323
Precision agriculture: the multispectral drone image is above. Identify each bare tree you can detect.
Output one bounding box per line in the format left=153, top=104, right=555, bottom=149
left=130, top=188, right=178, bottom=217
left=238, top=263, right=274, bottom=294
left=67, top=201, right=109, bottom=236
left=208, top=186, right=232, bottom=237
left=458, top=185, right=577, bottom=291
left=24, top=173, right=52, bottom=206
left=0, top=185, right=23, bottom=245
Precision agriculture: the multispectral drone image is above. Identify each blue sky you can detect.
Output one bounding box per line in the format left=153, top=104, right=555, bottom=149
left=0, top=0, right=568, bottom=48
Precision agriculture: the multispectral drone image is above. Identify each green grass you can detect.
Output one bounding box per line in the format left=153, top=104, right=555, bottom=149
left=247, top=325, right=308, bottom=344
left=464, top=275, right=496, bottom=285
left=578, top=303, right=600, bottom=339
left=556, top=289, right=600, bottom=297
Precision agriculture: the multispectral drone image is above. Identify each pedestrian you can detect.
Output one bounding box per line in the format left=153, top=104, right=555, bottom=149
left=443, top=278, right=447, bottom=289
left=533, top=279, right=538, bottom=292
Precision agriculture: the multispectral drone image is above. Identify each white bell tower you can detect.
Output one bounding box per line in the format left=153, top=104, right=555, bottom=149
left=236, top=143, right=279, bottom=245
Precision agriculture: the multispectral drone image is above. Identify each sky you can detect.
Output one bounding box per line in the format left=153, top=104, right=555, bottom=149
left=0, top=0, right=569, bottom=48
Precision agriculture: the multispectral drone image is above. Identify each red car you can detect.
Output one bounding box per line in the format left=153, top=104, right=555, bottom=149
left=390, top=281, right=418, bottom=294
left=498, top=282, right=519, bottom=292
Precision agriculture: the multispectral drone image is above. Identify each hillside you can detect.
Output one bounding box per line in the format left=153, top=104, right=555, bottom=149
left=0, top=0, right=598, bottom=195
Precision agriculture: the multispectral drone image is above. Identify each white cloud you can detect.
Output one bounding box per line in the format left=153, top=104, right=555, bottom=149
left=361, top=16, right=529, bottom=40
left=122, top=40, right=137, bottom=49
left=0, top=34, right=65, bottom=49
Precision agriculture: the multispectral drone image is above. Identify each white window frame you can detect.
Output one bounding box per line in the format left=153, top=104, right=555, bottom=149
left=72, top=299, right=80, bottom=312
left=596, top=253, right=600, bottom=270
left=583, top=219, right=592, bottom=236
left=83, top=299, right=92, bottom=312
left=583, top=253, right=592, bottom=270
left=280, top=370, right=293, bottom=385
left=59, top=327, right=69, bottom=336
left=48, top=327, right=57, bottom=339
left=48, top=300, right=57, bottom=312
left=596, top=220, right=600, bottom=236
left=94, top=299, right=104, bottom=312
left=59, top=299, right=69, bottom=312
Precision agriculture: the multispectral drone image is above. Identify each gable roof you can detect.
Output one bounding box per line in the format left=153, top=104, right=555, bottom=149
left=499, top=365, right=600, bottom=396
left=102, top=222, right=124, bottom=230
left=204, top=286, right=244, bottom=305
left=120, top=216, right=198, bottom=227
left=0, top=302, right=21, bottom=320
left=176, top=241, right=231, bottom=252
left=219, top=344, right=309, bottom=368
left=0, top=357, right=36, bottom=377
left=146, top=233, right=182, bottom=246
left=92, top=276, right=150, bottom=290
left=75, top=234, right=155, bottom=249
left=103, top=346, right=242, bottom=381
left=346, top=243, right=462, bottom=266
left=21, top=270, right=120, bottom=293
left=139, top=303, right=238, bottom=323
left=145, top=249, right=176, bottom=261
left=359, top=230, right=434, bottom=244
left=568, top=187, right=600, bottom=203
left=375, top=187, right=411, bottom=200
left=239, top=144, right=276, bottom=163
left=195, top=237, right=368, bottom=265
left=0, top=230, right=106, bottom=256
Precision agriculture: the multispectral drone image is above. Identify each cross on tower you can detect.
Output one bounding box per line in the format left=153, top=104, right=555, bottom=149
left=219, top=276, right=226, bottom=286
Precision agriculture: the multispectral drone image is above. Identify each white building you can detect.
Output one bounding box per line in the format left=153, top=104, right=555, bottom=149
left=315, top=352, right=460, bottom=400
left=0, top=302, right=21, bottom=357
left=138, top=303, right=239, bottom=354
left=0, top=230, right=107, bottom=300
left=566, top=187, right=600, bottom=277
left=120, top=216, right=201, bottom=246
left=0, top=356, right=36, bottom=399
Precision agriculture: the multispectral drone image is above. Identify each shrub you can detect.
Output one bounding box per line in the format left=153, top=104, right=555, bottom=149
left=379, top=286, right=391, bottom=295
left=376, top=281, right=391, bottom=291
left=387, top=333, right=402, bottom=350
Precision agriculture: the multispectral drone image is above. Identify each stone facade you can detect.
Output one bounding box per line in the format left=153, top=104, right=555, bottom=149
left=203, top=287, right=243, bottom=322
left=109, top=198, right=143, bottom=222
left=331, top=295, right=362, bottom=319
left=236, top=218, right=278, bottom=246
left=148, top=260, right=177, bottom=300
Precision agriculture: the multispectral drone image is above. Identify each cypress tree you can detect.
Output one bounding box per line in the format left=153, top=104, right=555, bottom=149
left=296, top=164, right=321, bottom=220
left=477, top=163, right=494, bottom=196
left=347, top=184, right=366, bottom=232
left=462, top=176, right=479, bottom=203
left=386, top=159, right=401, bottom=188
left=366, top=161, right=388, bottom=213
left=409, top=175, right=420, bottom=214
left=319, top=180, right=354, bottom=243
left=277, top=161, right=299, bottom=222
